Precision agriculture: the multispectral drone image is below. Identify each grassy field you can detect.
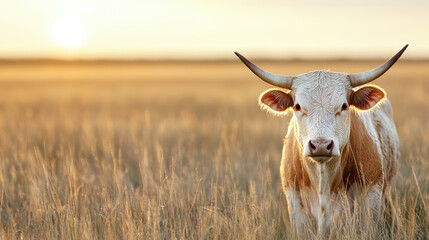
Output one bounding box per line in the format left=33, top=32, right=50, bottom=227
left=0, top=61, right=427, bottom=239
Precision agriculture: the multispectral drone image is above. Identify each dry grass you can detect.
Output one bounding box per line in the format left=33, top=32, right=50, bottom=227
left=0, top=61, right=427, bottom=239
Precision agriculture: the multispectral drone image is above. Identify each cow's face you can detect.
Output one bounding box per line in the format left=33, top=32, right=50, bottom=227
left=259, top=71, right=385, bottom=162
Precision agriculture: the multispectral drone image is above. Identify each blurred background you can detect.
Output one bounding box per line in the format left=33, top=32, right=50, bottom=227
left=1, top=0, right=429, bottom=60
left=0, top=0, right=428, bottom=239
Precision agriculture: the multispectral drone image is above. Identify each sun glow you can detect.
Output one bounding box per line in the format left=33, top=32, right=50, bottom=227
left=48, top=17, right=87, bottom=49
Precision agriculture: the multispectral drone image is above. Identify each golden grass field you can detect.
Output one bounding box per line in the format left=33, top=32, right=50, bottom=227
left=0, top=60, right=427, bottom=239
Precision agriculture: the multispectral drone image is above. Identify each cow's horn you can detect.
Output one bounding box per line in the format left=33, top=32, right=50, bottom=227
left=348, top=44, right=408, bottom=87
left=235, top=52, right=294, bottom=89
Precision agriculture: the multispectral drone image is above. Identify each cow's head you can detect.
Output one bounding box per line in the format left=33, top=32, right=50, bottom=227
left=236, top=45, right=407, bottom=163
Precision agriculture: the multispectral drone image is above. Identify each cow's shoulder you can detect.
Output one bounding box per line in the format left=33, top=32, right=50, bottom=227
left=359, top=97, right=399, bottom=184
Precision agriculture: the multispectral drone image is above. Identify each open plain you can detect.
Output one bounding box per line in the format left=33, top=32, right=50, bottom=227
left=0, top=60, right=427, bottom=239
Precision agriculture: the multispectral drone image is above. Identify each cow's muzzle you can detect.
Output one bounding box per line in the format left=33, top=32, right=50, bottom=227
left=308, top=139, right=334, bottom=157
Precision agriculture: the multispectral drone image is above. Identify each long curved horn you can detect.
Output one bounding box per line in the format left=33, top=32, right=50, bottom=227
left=235, top=52, right=294, bottom=89
left=349, top=44, right=408, bottom=87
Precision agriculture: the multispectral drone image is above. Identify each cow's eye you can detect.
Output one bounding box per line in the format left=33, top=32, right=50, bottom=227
left=294, top=104, right=301, bottom=111
left=341, top=103, right=348, bottom=111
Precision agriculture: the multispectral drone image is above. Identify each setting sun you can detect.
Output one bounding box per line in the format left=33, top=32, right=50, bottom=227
left=48, top=17, right=87, bottom=49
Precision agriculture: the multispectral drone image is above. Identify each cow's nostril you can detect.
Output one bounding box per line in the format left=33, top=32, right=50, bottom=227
left=327, top=140, right=334, bottom=152
left=309, top=141, right=316, bottom=151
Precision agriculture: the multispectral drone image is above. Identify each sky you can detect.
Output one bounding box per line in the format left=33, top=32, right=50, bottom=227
left=1, top=0, right=429, bottom=59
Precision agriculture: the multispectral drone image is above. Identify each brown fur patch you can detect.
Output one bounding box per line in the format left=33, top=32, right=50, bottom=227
left=331, top=110, right=383, bottom=192
left=281, top=129, right=311, bottom=191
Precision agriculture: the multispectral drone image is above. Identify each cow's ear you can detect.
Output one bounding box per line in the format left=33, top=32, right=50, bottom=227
left=350, top=86, right=385, bottom=110
left=259, top=89, right=293, bottom=114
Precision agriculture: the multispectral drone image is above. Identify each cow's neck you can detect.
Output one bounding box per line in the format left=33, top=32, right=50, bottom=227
left=302, top=155, right=342, bottom=200
left=301, top=154, right=343, bottom=233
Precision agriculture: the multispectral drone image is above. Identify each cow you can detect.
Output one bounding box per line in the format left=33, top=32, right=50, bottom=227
left=235, top=45, right=407, bottom=235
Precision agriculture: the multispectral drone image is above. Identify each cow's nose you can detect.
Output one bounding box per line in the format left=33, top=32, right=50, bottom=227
left=308, top=139, right=334, bottom=157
